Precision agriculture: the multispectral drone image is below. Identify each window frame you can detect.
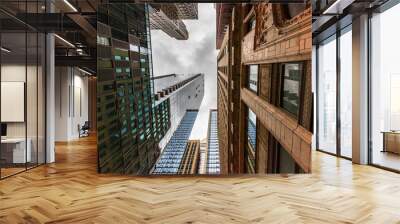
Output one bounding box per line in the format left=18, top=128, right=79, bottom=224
left=247, top=64, right=259, bottom=95
left=279, top=61, right=305, bottom=119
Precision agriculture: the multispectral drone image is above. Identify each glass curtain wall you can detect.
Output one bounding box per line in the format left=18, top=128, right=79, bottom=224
left=370, top=3, right=400, bottom=171
left=317, top=26, right=353, bottom=159
left=317, top=35, right=337, bottom=155
left=339, top=26, right=352, bottom=158
left=0, top=1, right=46, bottom=179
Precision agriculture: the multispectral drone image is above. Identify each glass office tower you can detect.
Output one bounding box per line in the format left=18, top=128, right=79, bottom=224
left=206, top=110, right=220, bottom=174
left=154, top=74, right=204, bottom=151
left=152, top=110, right=198, bottom=174
left=97, top=4, right=164, bottom=175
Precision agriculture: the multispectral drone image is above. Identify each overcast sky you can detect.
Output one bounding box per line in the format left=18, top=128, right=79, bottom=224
left=151, top=3, right=218, bottom=140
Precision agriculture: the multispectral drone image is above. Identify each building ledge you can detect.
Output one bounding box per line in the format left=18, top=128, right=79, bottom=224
left=241, top=88, right=312, bottom=172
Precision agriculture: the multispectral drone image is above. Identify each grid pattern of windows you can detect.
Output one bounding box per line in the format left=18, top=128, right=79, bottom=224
left=152, top=111, right=198, bottom=174
left=97, top=4, right=163, bottom=175
left=153, top=99, right=170, bottom=142
left=207, top=110, right=220, bottom=174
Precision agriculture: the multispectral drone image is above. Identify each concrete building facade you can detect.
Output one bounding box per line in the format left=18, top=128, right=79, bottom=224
left=153, top=74, right=204, bottom=151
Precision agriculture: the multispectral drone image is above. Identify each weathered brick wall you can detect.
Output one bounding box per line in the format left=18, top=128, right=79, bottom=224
left=300, top=60, right=313, bottom=131
left=241, top=88, right=312, bottom=173
left=259, top=64, right=272, bottom=102
left=217, top=75, right=229, bottom=174
left=256, top=121, right=269, bottom=173
left=217, top=27, right=230, bottom=174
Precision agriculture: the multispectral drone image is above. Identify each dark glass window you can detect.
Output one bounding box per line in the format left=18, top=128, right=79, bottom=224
left=248, top=17, right=256, bottom=31
left=281, top=63, right=302, bottom=117
left=245, top=108, right=257, bottom=173
left=248, top=65, right=258, bottom=93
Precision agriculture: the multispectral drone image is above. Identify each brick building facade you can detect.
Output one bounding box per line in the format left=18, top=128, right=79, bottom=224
left=216, top=3, right=313, bottom=174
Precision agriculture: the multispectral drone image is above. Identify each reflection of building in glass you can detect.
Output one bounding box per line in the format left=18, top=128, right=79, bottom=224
left=206, top=110, right=220, bottom=174
left=152, top=111, right=198, bottom=174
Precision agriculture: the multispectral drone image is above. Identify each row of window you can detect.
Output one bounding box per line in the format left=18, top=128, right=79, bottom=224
left=244, top=62, right=305, bottom=173
left=247, top=62, right=303, bottom=118
left=153, top=111, right=198, bottom=174
left=207, top=111, right=220, bottom=174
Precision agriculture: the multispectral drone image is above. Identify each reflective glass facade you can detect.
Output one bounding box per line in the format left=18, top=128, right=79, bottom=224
left=97, top=4, right=164, bottom=175
left=317, top=35, right=337, bottom=155
left=152, top=110, right=198, bottom=174
left=206, top=110, right=220, bottom=174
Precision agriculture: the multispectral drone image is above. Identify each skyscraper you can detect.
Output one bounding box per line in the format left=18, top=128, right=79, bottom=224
left=153, top=74, right=204, bottom=151
left=150, top=73, right=204, bottom=175
left=206, top=110, right=220, bottom=175
left=152, top=110, right=199, bottom=175
left=96, top=3, right=203, bottom=175
left=149, top=3, right=198, bottom=40
left=97, top=4, right=159, bottom=175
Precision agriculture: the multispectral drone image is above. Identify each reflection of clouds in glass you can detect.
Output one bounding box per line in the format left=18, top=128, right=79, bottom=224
left=151, top=3, right=217, bottom=140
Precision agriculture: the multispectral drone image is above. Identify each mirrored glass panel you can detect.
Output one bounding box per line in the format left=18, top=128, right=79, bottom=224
left=317, top=35, right=337, bottom=155
left=339, top=27, right=352, bottom=158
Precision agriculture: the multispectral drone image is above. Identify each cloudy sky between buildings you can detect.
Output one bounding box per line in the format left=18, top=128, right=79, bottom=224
left=151, top=3, right=218, bottom=140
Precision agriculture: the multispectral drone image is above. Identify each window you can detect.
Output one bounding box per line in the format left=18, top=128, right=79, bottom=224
left=248, top=17, right=256, bottom=31
left=245, top=108, right=257, bottom=173
left=248, top=65, right=258, bottom=93
left=370, top=4, right=400, bottom=171
left=97, top=35, right=110, bottom=46
left=317, top=35, right=337, bottom=155
left=129, top=44, right=139, bottom=52
left=281, top=63, right=303, bottom=117
left=339, top=27, right=352, bottom=158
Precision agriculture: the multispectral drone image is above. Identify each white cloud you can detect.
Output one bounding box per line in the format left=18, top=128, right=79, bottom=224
left=151, top=3, right=218, bottom=140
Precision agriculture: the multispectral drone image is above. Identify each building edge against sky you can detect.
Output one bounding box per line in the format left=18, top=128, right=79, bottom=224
left=96, top=3, right=203, bottom=175
left=153, top=74, right=204, bottom=152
